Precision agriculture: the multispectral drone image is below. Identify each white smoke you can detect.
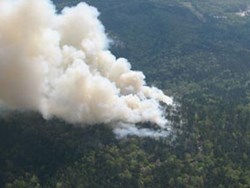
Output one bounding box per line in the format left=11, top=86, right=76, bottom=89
left=114, top=123, right=171, bottom=139
left=0, top=0, right=173, bottom=137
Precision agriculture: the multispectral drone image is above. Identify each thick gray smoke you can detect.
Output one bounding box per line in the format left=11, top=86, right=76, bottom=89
left=0, top=0, right=173, bottom=137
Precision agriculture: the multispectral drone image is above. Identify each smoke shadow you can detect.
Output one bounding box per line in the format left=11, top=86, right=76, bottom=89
left=0, top=112, right=116, bottom=186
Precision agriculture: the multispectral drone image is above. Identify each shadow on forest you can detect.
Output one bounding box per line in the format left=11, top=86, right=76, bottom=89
left=0, top=112, right=116, bottom=185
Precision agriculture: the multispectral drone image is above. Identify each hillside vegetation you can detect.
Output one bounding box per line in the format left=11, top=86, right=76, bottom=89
left=0, top=0, right=249, bottom=187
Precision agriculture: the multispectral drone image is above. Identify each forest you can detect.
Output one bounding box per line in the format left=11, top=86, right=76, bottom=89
left=0, top=0, right=250, bottom=187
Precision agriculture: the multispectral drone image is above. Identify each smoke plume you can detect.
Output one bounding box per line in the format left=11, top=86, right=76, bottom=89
left=0, top=0, right=173, bottom=137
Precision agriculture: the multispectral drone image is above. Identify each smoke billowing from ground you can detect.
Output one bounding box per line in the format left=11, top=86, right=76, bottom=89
left=113, top=123, right=171, bottom=139
left=0, top=0, right=173, bottom=137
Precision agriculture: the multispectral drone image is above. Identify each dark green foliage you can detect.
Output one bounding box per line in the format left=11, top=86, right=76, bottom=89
left=1, top=0, right=250, bottom=187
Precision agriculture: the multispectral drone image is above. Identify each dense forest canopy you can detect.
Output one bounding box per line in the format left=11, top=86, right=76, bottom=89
left=0, top=0, right=249, bottom=187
